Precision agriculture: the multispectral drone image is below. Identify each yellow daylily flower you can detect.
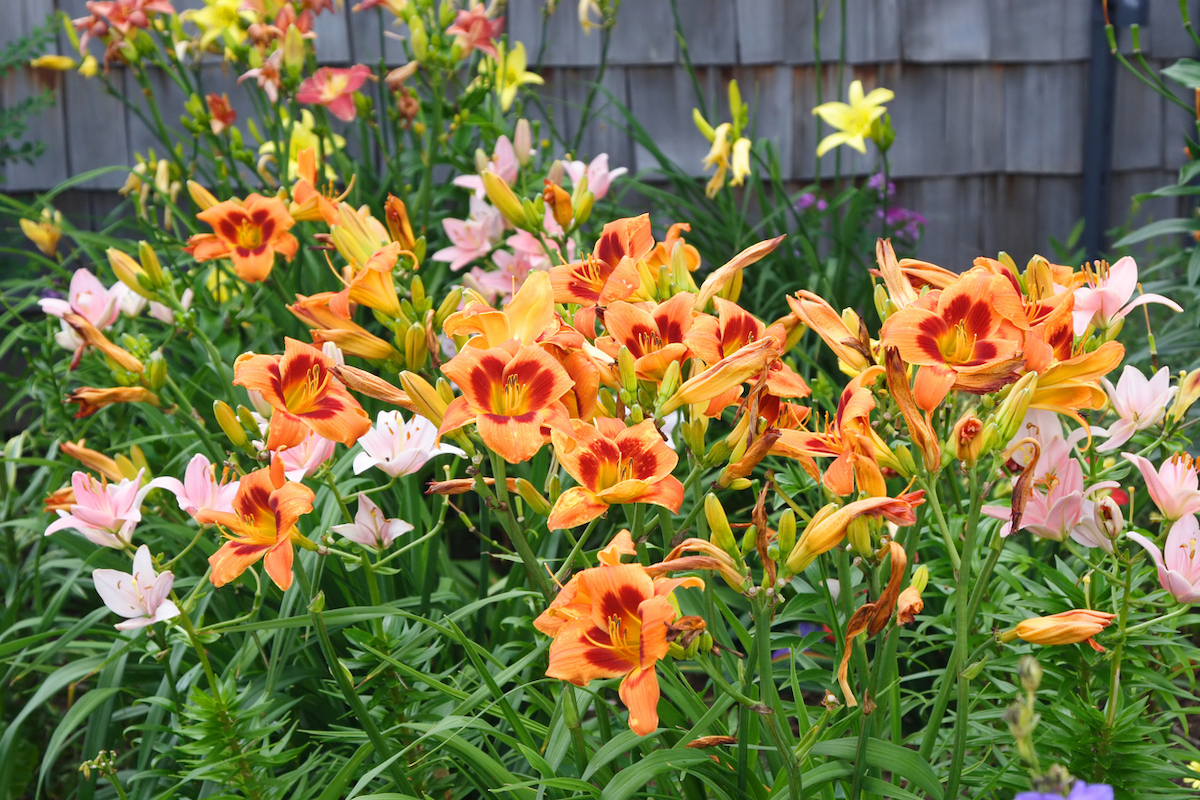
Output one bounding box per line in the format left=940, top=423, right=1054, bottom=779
left=813, top=79, right=894, bottom=157
left=30, top=55, right=77, bottom=71
left=488, top=41, right=543, bottom=112
left=184, top=0, right=250, bottom=50
left=258, top=110, right=346, bottom=183
left=703, top=123, right=731, bottom=198
left=78, top=55, right=98, bottom=78
left=730, top=137, right=751, bottom=186
left=20, top=209, right=63, bottom=258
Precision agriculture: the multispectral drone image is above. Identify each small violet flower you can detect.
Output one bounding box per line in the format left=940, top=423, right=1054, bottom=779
left=149, top=453, right=239, bottom=518
left=564, top=153, right=627, bottom=200
left=353, top=411, right=465, bottom=477
left=1016, top=782, right=1113, bottom=800
left=45, top=470, right=154, bottom=549
left=1122, top=452, right=1200, bottom=522
left=1127, top=513, right=1200, bottom=604
left=93, top=544, right=180, bottom=630
left=1072, top=255, right=1182, bottom=335
left=1095, top=365, right=1176, bottom=453
left=331, top=495, right=413, bottom=549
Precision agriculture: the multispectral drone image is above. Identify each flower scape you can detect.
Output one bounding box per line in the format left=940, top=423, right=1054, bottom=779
left=6, top=1, right=1200, bottom=798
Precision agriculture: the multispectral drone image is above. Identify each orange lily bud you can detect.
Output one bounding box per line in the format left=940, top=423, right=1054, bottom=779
left=719, top=429, right=780, bottom=488
left=384, top=194, right=417, bottom=250
left=1003, top=609, right=1116, bottom=652
left=897, top=564, right=927, bottom=625
left=952, top=411, right=986, bottom=466
left=426, top=477, right=519, bottom=495
left=786, top=493, right=924, bottom=574
left=66, top=386, right=160, bottom=418
left=311, top=327, right=402, bottom=361
left=696, top=235, right=785, bottom=308
left=331, top=365, right=417, bottom=411
left=63, top=313, right=144, bottom=374
left=651, top=537, right=743, bottom=591
left=543, top=180, right=573, bottom=228
left=660, top=337, right=780, bottom=414
left=60, top=441, right=124, bottom=482
left=883, top=346, right=940, bottom=474
left=45, top=485, right=76, bottom=513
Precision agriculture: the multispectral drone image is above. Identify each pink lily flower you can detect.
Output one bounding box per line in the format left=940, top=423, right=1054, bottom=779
left=453, top=136, right=519, bottom=196
left=86, top=0, right=175, bottom=36
left=1095, top=366, right=1176, bottom=453
left=1127, top=514, right=1200, bottom=604
left=446, top=4, right=505, bottom=58
left=93, top=544, right=180, bottom=630
left=297, top=65, right=372, bottom=122
left=332, top=495, right=413, bottom=549
left=39, top=268, right=120, bottom=362
left=984, top=454, right=1117, bottom=544
left=149, top=288, right=193, bottom=325
left=46, top=470, right=154, bottom=549
left=466, top=249, right=541, bottom=304
left=353, top=411, right=464, bottom=477
left=149, top=453, right=239, bottom=517
left=432, top=198, right=505, bottom=271
left=1123, top=453, right=1200, bottom=522
left=564, top=153, right=628, bottom=200
left=239, top=50, right=284, bottom=103
left=1072, top=256, right=1182, bottom=335
left=110, top=282, right=148, bottom=318
left=279, top=429, right=337, bottom=482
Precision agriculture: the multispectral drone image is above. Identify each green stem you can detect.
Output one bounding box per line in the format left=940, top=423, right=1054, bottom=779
left=1124, top=603, right=1190, bottom=635
left=483, top=453, right=552, bottom=600
left=1104, top=552, right=1136, bottom=729
left=298, top=562, right=422, bottom=797
left=417, top=74, right=444, bottom=233
left=173, top=596, right=219, bottom=694
left=922, top=478, right=961, bottom=571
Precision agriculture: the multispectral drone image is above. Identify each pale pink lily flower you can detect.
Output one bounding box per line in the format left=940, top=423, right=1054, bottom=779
left=279, top=429, right=337, bottom=482
left=110, top=282, right=148, bottom=318
left=353, top=411, right=464, bottom=477
left=453, top=136, right=519, bottom=196
left=148, top=453, right=239, bottom=517
left=332, top=495, right=413, bottom=549
left=1123, top=453, right=1200, bottom=522
left=984, top=454, right=1117, bottom=544
left=1072, top=255, right=1182, bottom=335
left=564, top=153, right=627, bottom=200
left=297, top=65, right=372, bottom=122
left=432, top=198, right=505, bottom=270
left=1070, top=495, right=1124, bottom=554
left=239, top=50, right=284, bottom=103
left=92, top=544, right=180, bottom=630
left=1127, top=514, right=1200, bottom=604
left=465, top=250, right=541, bottom=304
left=320, top=340, right=345, bottom=366
left=1095, top=366, right=1176, bottom=453
left=149, top=288, right=193, bottom=325
left=445, top=4, right=504, bottom=58
left=39, top=268, right=120, bottom=361
left=46, top=470, right=154, bottom=549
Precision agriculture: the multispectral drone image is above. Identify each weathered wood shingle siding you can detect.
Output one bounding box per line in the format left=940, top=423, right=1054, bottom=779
left=5, top=0, right=1198, bottom=268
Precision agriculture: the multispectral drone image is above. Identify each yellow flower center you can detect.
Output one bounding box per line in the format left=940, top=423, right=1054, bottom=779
left=284, top=364, right=331, bottom=413
left=236, top=220, right=263, bottom=250
left=938, top=323, right=976, bottom=365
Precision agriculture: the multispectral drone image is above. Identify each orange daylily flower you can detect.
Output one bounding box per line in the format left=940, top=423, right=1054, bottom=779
left=772, top=366, right=886, bottom=496
left=694, top=235, right=785, bottom=308
left=444, top=271, right=579, bottom=351
left=1026, top=340, right=1125, bottom=420
left=439, top=344, right=574, bottom=463
left=188, top=193, right=299, bottom=283
left=660, top=333, right=783, bottom=415
left=289, top=146, right=351, bottom=225
left=66, top=386, right=161, bottom=418
left=344, top=242, right=406, bottom=320
left=195, top=456, right=315, bottom=591
left=548, top=419, right=685, bottom=529
left=233, top=337, right=372, bottom=450
left=595, top=293, right=696, bottom=381
left=787, top=291, right=874, bottom=375
left=880, top=269, right=1025, bottom=412
left=289, top=292, right=401, bottom=361
left=550, top=214, right=654, bottom=309
left=785, top=491, right=925, bottom=574
left=535, top=532, right=703, bottom=736
left=644, top=222, right=701, bottom=272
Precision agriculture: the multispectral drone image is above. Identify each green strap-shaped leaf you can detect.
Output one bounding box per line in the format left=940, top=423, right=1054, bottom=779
left=598, top=750, right=716, bottom=800
left=810, top=737, right=944, bottom=800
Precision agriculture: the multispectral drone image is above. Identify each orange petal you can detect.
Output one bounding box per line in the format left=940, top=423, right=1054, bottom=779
left=548, top=486, right=610, bottom=530
left=546, top=621, right=636, bottom=684
left=619, top=666, right=661, bottom=736
left=209, top=539, right=271, bottom=587
left=263, top=540, right=295, bottom=591
left=598, top=530, right=637, bottom=566
left=631, top=476, right=685, bottom=513
left=477, top=412, right=549, bottom=463
left=615, top=420, right=678, bottom=482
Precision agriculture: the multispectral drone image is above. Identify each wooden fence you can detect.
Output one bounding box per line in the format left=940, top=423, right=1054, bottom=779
left=3, top=0, right=1198, bottom=267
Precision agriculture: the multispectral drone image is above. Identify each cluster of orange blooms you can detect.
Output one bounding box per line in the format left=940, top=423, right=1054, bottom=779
left=68, top=151, right=1135, bottom=733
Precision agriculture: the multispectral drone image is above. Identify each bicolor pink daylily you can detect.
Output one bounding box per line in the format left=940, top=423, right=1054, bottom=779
left=93, top=545, right=180, bottom=630
left=453, top=136, right=519, bottom=195
left=239, top=50, right=283, bottom=103
left=297, top=65, right=372, bottom=122
left=1127, top=514, right=1200, bottom=604
left=565, top=153, right=627, bottom=200
left=1072, top=256, right=1182, bottom=335
left=445, top=3, right=504, bottom=57
left=150, top=453, right=239, bottom=518
left=1123, top=453, right=1200, bottom=522
left=46, top=470, right=154, bottom=549
left=331, top=495, right=413, bottom=549
left=1095, top=366, right=1176, bottom=453
left=353, top=410, right=465, bottom=477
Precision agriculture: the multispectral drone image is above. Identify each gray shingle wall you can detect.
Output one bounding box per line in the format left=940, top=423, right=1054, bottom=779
left=5, top=0, right=1199, bottom=268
